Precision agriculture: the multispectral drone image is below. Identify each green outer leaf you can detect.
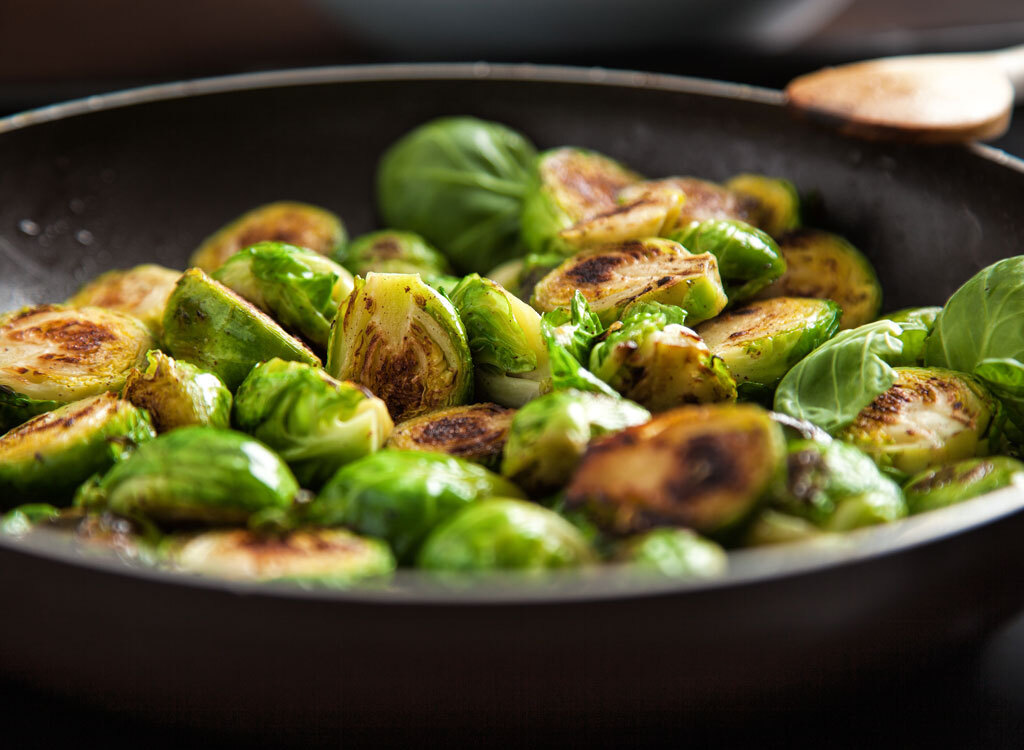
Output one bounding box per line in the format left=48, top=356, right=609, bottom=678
left=542, top=291, right=607, bottom=364
left=616, top=528, right=727, bottom=579
left=589, top=301, right=688, bottom=377
left=450, top=274, right=539, bottom=375
left=124, top=350, right=232, bottom=432
left=670, top=218, right=786, bottom=301
left=903, top=456, right=1024, bottom=514
left=0, top=386, right=61, bottom=434
left=876, top=306, right=940, bottom=366
left=0, top=503, right=60, bottom=536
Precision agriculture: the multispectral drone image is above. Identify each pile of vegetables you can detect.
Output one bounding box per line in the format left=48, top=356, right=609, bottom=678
left=2, top=116, right=1023, bottom=588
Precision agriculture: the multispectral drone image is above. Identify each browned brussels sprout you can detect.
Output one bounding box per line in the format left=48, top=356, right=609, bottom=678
left=66, top=264, right=182, bottom=336
left=388, top=403, right=515, bottom=469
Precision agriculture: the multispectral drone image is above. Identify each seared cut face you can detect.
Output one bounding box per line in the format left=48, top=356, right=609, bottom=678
left=67, top=264, right=181, bottom=334
left=389, top=403, right=515, bottom=466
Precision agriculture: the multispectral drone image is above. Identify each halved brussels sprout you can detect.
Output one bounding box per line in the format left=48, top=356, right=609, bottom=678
left=725, top=174, right=801, bottom=237
left=212, top=241, right=354, bottom=350
left=0, top=392, right=155, bottom=506
left=0, top=305, right=153, bottom=431
left=75, top=427, right=299, bottom=524
left=754, top=229, right=882, bottom=329
left=189, top=201, right=346, bottom=273
left=308, top=450, right=524, bottom=562
left=531, top=239, right=728, bottom=326
left=877, top=307, right=941, bottom=367
left=565, top=404, right=785, bottom=536
left=589, top=301, right=736, bottom=411
left=695, top=297, right=841, bottom=394
left=515, top=252, right=565, bottom=302
left=162, top=269, right=320, bottom=391
left=326, top=273, right=473, bottom=422
left=501, top=389, right=651, bottom=495
left=743, top=509, right=825, bottom=547
left=66, top=264, right=181, bottom=335
left=377, top=117, right=537, bottom=273
left=164, top=528, right=395, bottom=585
left=123, top=350, right=232, bottom=433
left=0, top=503, right=60, bottom=536
left=837, top=367, right=998, bottom=478
left=233, top=359, right=393, bottom=489
left=484, top=258, right=526, bottom=295
left=388, top=403, right=515, bottom=469
left=615, top=528, right=727, bottom=578
left=622, top=177, right=761, bottom=229
left=669, top=219, right=786, bottom=302
left=903, top=456, right=1024, bottom=514
left=417, top=498, right=595, bottom=572
left=336, top=230, right=452, bottom=278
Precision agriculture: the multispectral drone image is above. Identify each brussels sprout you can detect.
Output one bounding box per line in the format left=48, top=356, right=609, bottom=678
left=212, top=241, right=354, bottom=350
left=233, top=359, right=393, bottom=489
left=123, top=350, right=232, bottom=433
left=695, top=297, right=841, bottom=394
left=162, top=269, right=320, bottom=390
left=66, top=264, right=182, bottom=335
left=326, top=273, right=473, bottom=422
left=743, top=509, right=825, bottom=547
left=501, top=389, right=651, bottom=495
left=589, top=301, right=736, bottom=411
left=189, top=201, right=346, bottom=273
left=308, top=450, right=524, bottom=562
left=754, top=229, right=882, bottom=329
left=0, top=392, right=155, bottom=506
left=903, top=456, right=1024, bottom=514
left=516, top=252, right=565, bottom=302
left=164, top=528, right=395, bottom=585
left=837, top=367, right=998, bottom=478
left=531, top=239, right=728, bottom=326
left=336, top=230, right=452, bottom=278
left=540, top=290, right=605, bottom=364
left=615, top=528, right=727, bottom=578
left=877, top=307, right=940, bottom=367
left=668, top=218, right=786, bottom=302
left=0, top=503, right=61, bottom=536
left=484, top=258, right=526, bottom=295
left=75, top=427, right=299, bottom=524
left=0, top=305, right=153, bottom=431
left=417, top=498, right=595, bottom=572
left=621, top=177, right=761, bottom=229
left=725, top=174, right=801, bottom=237
left=566, top=404, right=786, bottom=536
left=377, top=117, right=537, bottom=273
left=388, top=403, right=515, bottom=469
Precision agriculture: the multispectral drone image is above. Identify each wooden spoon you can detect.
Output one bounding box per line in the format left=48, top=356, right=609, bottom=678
left=786, top=44, right=1024, bottom=144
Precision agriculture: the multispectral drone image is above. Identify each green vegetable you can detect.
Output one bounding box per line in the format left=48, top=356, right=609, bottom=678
left=877, top=307, right=941, bottom=366
left=743, top=509, right=825, bottom=547
left=0, top=504, right=61, bottom=536
left=376, top=116, right=537, bottom=273
left=621, top=177, right=761, bottom=229
left=725, top=174, right=801, bottom=237
left=903, top=456, right=1024, bottom=514
left=615, top=528, right=727, bottom=579
left=123, top=350, right=232, bottom=433
left=515, top=252, right=565, bottom=302
left=67, top=264, right=182, bottom=336
left=233, top=359, right=393, bottom=489
left=336, top=229, right=452, bottom=277
left=388, top=403, right=515, bottom=469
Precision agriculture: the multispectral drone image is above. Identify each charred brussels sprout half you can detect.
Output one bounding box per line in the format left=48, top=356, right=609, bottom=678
left=615, top=528, right=727, bottom=579
left=376, top=117, right=537, bottom=273
left=388, top=403, right=514, bottom=469
left=531, top=239, right=728, bottom=326
left=589, top=301, right=736, bottom=411
left=327, top=273, right=472, bottom=422
left=308, top=450, right=524, bottom=562
left=725, top=174, right=801, bottom=237
left=903, top=456, right=1024, bottom=514
left=566, top=404, right=786, bottom=536
left=162, top=269, right=320, bottom=390
left=0, top=305, right=153, bottom=431
left=123, top=350, right=231, bottom=433
left=336, top=229, right=452, bottom=278
left=755, top=229, right=882, bottom=329
left=164, top=528, right=395, bottom=585
left=418, top=498, right=595, bottom=572
left=233, top=359, right=393, bottom=489
left=67, top=264, right=181, bottom=336
left=837, top=367, right=998, bottom=478
left=212, top=241, right=354, bottom=350
left=0, top=392, right=154, bottom=506
left=515, top=252, right=565, bottom=302
left=623, top=177, right=761, bottom=229
left=501, top=389, right=651, bottom=495
left=76, top=427, right=299, bottom=525
left=190, top=201, right=346, bottom=273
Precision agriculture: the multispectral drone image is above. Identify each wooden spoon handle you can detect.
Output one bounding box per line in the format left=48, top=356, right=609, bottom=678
left=989, top=44, right=1024, bottom=101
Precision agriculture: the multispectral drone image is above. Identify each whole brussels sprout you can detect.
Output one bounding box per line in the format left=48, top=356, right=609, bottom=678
left=336, top=229, right=452, bottom=278
left=233, top=359, right=393, bottom=489
left=725, top=174, right=801, bottom=237
left=76, top=427, right=299, bottom=524
left=162, top=269, right=320, bottom=390
left=164, top=528, right=395, bottom=586
left=123, top=350, right=232, bottom=433
left=388, top=403, right=515, bottom=469
left=417, top=498, right=595, bottom=572
left=307, top=450, right=524, bottom=562
left=531, top=239, right=728, bottom=326
left=743, top=509, right=825, bottom=547
left=0, top=392, right=155, bottom=506
left=903, top=456, right=1024, bottom=515
left=66, top=264, right=181, bottom=336
left=501, top=389, right=651, bottom=495
left=190, top=201, right=346, bottom=273
left=566, top=404, right=786, bottom=536
left=326, top=273, right=473, bottom=422
left=0, top=305, right=153, bottom=431
left=589, top=301, right=736, bottom=411
left=877, top=307, right=941, bottom=367
left=376, top=117, right=537, bottom=273
left=621, top=177, right=761, bottom=230
left=212, top=241, right=354, bottom=350
left=0, top=503, right=60, bottom=536
left=615, top=528, right=727, bottom=579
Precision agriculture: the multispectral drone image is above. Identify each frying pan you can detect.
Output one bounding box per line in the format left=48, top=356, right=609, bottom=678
left=3, top=64, right=1024, bottom=736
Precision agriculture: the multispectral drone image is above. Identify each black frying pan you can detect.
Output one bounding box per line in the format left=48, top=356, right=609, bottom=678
left=3, top=64, right=1024, bottom=736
